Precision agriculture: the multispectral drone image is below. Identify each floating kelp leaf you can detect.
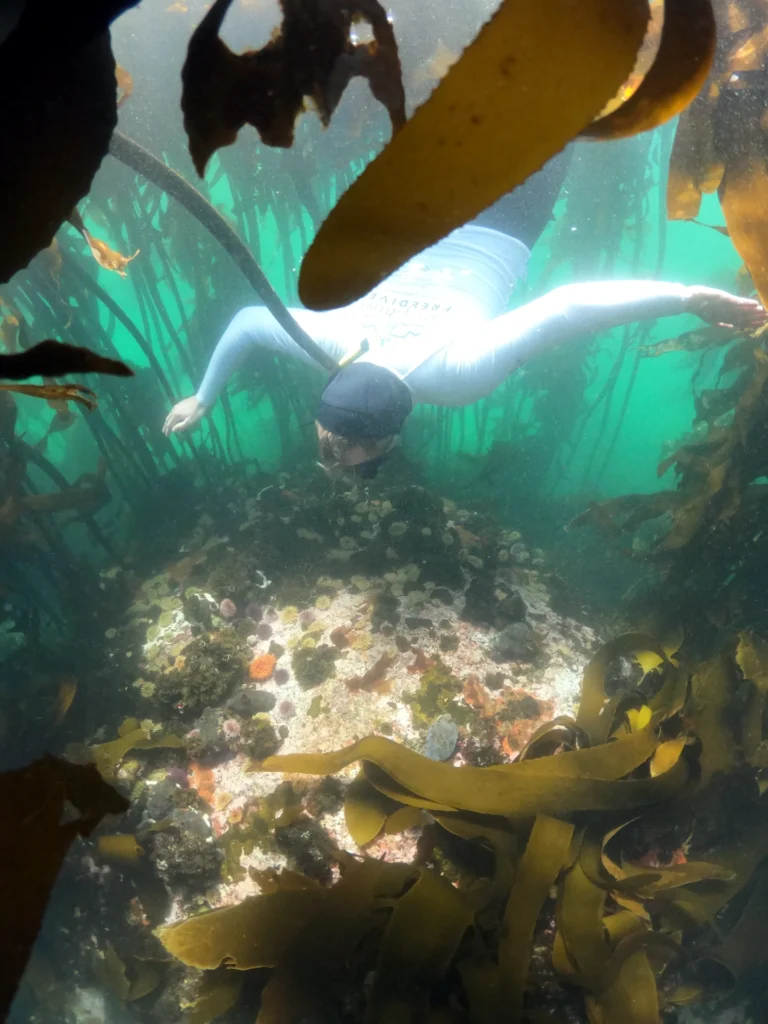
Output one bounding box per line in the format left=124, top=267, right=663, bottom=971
left=650, top=737, right=687, bottom=778
left=181, top=0, right=405, bottom=175
left=115, top=63, right=133, bottom=107
left=0, top=755, right=129, bottom=1017
left=566, top=491, right=680, bottom=538
left=97, top=833, right=144, bottom=862
left=92, top=726, right=185, bottom=780
left=187, top=968, right=243, bottom=1023
left=634, top=625, right=683, bottom=676
left=500, top=814, right=574, bottom=1019
left=0, top=3, right=134, bottom=283
left=158, top=890, right=328, bottom=970
left=556, top=836, right=611, bottom=990
left=704, top=872, right=768, bottom=978
left=98, top=942, right=131, bottom=1001
left=366, top=868, right=474, bottom=1022
left=250, top=859, right=417, bottom=1021
left=0, top=381, right=97, bottom=411
left=299, top=0, right=650, bottom=309
left=688, top=652, right=736, bottom=785
left=265, top=725, right=688, bottom=824
left=590, top=928, right=679, bottom=1023
left=735, top=631, right=768, bottom=759
left=576, top=632, right=668, bottom=741
left=384, top=806, right=423, bottom=835
left=0, top=339, right=132, bottom=381
left=53, top=675, right=77, bottom=725
left=67, top=207, right=139, bottom=277
left=638, top=325, right=730, bottom=358
left=344, top=773, right=400, bottom=846
left=584, top=0, right=716, bottom=139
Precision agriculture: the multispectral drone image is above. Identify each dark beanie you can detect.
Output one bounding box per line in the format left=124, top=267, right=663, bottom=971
left=316, top=363, right=412, bottom=440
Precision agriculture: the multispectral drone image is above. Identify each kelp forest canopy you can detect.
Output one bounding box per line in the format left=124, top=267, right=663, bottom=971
left=8, top=0, right=768, bottom=1022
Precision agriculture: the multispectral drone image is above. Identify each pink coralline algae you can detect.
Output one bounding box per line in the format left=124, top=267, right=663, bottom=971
left=219, top=598, right=238, bottom=619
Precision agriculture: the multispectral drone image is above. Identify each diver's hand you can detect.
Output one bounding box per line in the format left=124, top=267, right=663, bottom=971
left=163, top=396, right=209, bottom=436
left=688, top=286, right=768, bottom=330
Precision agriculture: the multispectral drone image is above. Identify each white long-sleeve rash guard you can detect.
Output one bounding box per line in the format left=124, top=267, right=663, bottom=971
left=196, top=224, right=694, bottom=410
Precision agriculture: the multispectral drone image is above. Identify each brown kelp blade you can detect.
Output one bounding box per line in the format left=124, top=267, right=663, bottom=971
left=0, top=756, right=129, bottom=1017
left=0, top=340, right=133, bottom=381
left=584, top=0, right=716, bottom=139
left=0, top=383, right=98, bottom=411
left=182, top=0, right=405, bottom=176
left=299, top=0, right=651, bottom=310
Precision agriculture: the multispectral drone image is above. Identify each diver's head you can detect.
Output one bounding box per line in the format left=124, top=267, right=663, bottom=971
left=315, top=363, right=412, bottom=480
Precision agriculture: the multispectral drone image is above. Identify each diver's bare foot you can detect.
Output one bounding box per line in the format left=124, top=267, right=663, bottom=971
left=689, top=286, right=768, bottom=330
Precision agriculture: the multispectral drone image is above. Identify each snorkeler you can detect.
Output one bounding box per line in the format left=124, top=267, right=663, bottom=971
left=163, top=152, right=767, bottom=478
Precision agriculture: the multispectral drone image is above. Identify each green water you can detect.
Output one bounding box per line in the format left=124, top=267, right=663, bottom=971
left=3, top=2, right=764, bottom=1021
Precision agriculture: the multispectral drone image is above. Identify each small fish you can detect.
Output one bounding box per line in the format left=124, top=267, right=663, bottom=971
left=54, top=676, right=77, bottom=725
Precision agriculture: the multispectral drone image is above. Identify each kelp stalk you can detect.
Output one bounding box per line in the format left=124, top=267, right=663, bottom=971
left=108, top=132, right=339, bottom=373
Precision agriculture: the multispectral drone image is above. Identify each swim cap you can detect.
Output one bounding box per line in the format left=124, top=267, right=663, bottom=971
left=316, top=363, right=412, bottom=440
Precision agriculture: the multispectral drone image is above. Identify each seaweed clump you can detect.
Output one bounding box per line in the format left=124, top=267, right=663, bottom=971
left=291, top=644, right=339, bottom=690
left=150, top=811, right=222, bottom=894
left=155, top=631, right=249, bottom=710
left=410, top=658, right=471, bottom=728
left=241, top=715, right=282, bottom=761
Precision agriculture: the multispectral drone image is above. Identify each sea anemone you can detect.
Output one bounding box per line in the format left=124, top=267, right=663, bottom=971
left=219, top=598, right=238, bottom=619
left=315, top=595, right=332, bottom=610
left=298, top=609, right=316, bottom=629
left=274, top=667, right=290, bottom=685
left=222, top=718, right=241, bottom=738
left=256, top=623, right=273, bottom=641
left=244, top=602, right=263, bottom=621
left=279, top=700, right=296, bottom=718
left=249, top=653, right=276, bottom=681
left=280, top=606, right=299, bottom=625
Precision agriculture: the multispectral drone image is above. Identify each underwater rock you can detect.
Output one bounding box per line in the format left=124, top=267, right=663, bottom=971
left=142, top=776, right=189, bottom=823
left=274, top=816, right=337, bottom=884
left=371, top=592, right=400, bottom=632
left=498, top=590, right=527, bottom=622
left=181, top=590, right=217, bottom=630
left=491, top=622, right=541, bottom=663
left=305, top=777, right=345, bottom=817
left=424, top=715, right=459, bottom=761
left=462, top=577, right=497, bottom=627
left=291, top=644, right=338, bottom=690
left=484, top=672, right=507, bottom=691
left=150, top=811, right=222, bottom=893
left=186, top=707, right=237, bottom=761
left=244, top=602, right=263, bottom=621
left=241, top=714, right=282, bottom=761
left=501, top=694, right=542, bottom=721
left=226, top=687, right=277, bottom=716
left=430, top=587, right=454, bottom=606
left=405, top=616, right=433, bottom=631
left=438, top=634, right=459, bottom=652
left=155, top=631, right=249, bottom=710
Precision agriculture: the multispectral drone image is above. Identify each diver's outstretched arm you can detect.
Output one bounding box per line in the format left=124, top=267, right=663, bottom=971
left=410, top=281, right=766, bottom=407
left=163, top=305, right=357, bottom=435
